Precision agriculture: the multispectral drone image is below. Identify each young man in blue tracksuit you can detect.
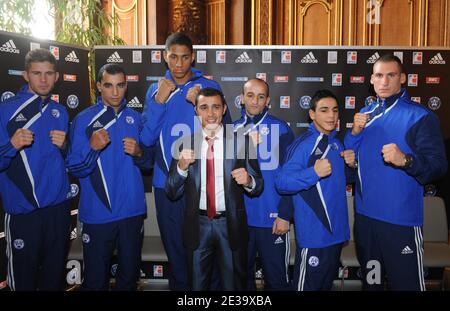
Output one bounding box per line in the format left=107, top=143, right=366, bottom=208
left=0, top=48, right=71, bottom=290
left=140, top=32, right=230, bottom=290
left=276, top=89, right=355, bottom=291
left=66, top=64, right=151, bottom=290
left=233, top=78, right=294, bottom=290
left=344, top=54, right=447, bottom=291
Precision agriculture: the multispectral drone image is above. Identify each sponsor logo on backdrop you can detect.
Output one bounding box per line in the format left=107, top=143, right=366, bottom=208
left=335, top=119, right=340, bottom=131
left=256, top=73, right=266, bottom=81
left=204, top=75, right=214, bottom=80
left=153, top=265, right=163, bottom=277
left=221, top=77, right=248, bottom=82
left=394, top=51, right=404, bottom=63
left=67, top=95, right=79, bottom=109
left=107, top=51, right=123, bottom=63
left=274, top=76, right=289, bottom=83
left=301, top=52, right=318, bottom=63
left=365, top=96, right=377, bottom=107
left=350, top=76, right=365, bottom=83
left=411, top=97, right=421, bottom=103
left=297, top=123, right=309, bottom=128
left=64, top=74, right=77, bottom=82
left=8, top=69, right=22, bottom=76
left=14, top=239, right=24, bottom=249
left=69, top=184, right=79, bottom=198
left=132, top=50, right=142, bottom=63
left=1, top=39, right=20, bottom=53
left=216, top=51, right=226, bottom=63
left=126, top=75, right=139, bottom=82
left=412, top=51, right=422, bottom=64
left=30, top=42, right=40, bottom=50
left=345, top=96, right=355, bottom=109
left=50, top=46, right=59, bottom=60
left=328, top=51, right=338, bottom=64
left=51, top=94, right=59, bottom=102
left=262, top=51, right=272, bottom=63
left=127, top=97, right=142, bottom=108
left=234, top=95, right=242, bottom=109
left=146, top=76, right=163, bottom=81
left=366, top=52, right=380, bottom=64
left=65, top=51, right=80, bottom=63
left=151, top=50, right=161, bottom=63
left=196, top=50, right=207, bottom=63
left=426, top=77, right=440, bottom=84
left=428, top=97, right=441, bottom=110
left=298, top=96, right=311, bottom=109
left=280, top=96, right=290, bottom=109
left=235, top=51, right=252, bottom=63
left=296, top=76, right=324, bottom=82
left=429, top=53, right=446, bottom=64
left=281, top=51, right=291, bottom=64
left=332, top=73, right=342, bottom=86
left=347, top=51, right=357, bottom=64
left=1, top=91, right=15, bottom=102
left=408, top=74, right=418, bottom=87
left=346, top=123, right=353, bottom=128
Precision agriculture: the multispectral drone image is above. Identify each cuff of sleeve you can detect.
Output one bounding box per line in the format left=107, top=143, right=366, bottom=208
left=243, top=175, right=256, bottom=192
left=177, top=165, right=188, bottom=178
left=1, top=141, right=18, bottom=158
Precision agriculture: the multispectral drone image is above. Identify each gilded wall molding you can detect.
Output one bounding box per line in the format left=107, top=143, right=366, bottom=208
left=298, top=0, right=332, bottom=45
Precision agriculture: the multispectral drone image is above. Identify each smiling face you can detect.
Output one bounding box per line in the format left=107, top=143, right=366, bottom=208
left=371, top=60, right=406, bottom=100
left=96, top=72, right=127, bottom=111
left=164, top=44, right=195, bottom=85
left=195, top=94, right=227, bottom=133
left=241, top=79, right=270, bottom=117
left=309, top=97, right=339, bottom=135
left=23, top=61, right=59, bottom=98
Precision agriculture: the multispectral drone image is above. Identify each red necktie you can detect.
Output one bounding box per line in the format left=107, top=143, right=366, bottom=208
left=206, top=136, right=216, bottom=220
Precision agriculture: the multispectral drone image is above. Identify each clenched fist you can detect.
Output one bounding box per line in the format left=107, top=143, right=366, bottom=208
left=382, top=143, right=405, bottom=167
left=50, top=130, right=66, bottom=149
left=90, top=129, right=110, bottom=151
left=272, top=217, right=290, bottom=235
left=123, top=137, right=142, bottom=157
left=340, top=150, right=357, bottom=168
left=178, top=149, right=195, bottom=171
left=314, top=159, right=332, bottom=177
left=186, top=85, right=201, bottom=105
left=155, top=78, right=176, bottom=104
left=352, top=113, right=369, bottom=135
left=231, top=167, right=252, bottom=186
left=11, top=128, right=34, bottom=150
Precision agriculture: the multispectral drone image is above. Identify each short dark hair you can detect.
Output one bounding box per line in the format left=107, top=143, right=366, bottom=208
left=165, top=32, right=193, bottom=53
left=310, top=89, right=338, bottom=111
left=374, top=53, right=403, bottom=73
left=195, top=87, right=226, bottom=107
left=242, top=78, right=270, bottom=97
left=24, top=48, right=57, bottom=71
left=96, top=63, right=126, bottom=83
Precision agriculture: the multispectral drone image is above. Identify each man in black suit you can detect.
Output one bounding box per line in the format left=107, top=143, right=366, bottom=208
left=166, top=87, right=263, bottom=290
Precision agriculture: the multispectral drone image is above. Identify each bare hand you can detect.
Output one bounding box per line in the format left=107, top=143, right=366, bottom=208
left=341, top=150, right=357, bottom=168
left=352, top=113, right=369, bottom=135
left=272, top=217, right=290, bottom=235
left=11, top=128, right=34, bottom=150
left=314, top=159, right=332, bottom=177
left=382, top=143, right=405, bottom=167
left=90, top=129, right=110, bottom=151
left=231, top=168, right=252, bottom=186
left=186, top=85, right=201, bottom=105
left=155, top=78, right=176, bottom=104
left=123, top=137, right=142, bottom=157
left=178, top=149, right=195, bottom=171
left=249, top=131, right=262, bottom=146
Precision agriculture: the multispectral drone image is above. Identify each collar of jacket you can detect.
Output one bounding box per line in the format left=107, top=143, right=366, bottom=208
left=18, top=84, right=52, bottom=106
left=377, top=88, right=407, bottom=108
left=164, top=67, right=203, bottom=86
left=309, top=122, right=337, bottom=139
left=96, top=96, right=127, bottom=114
left=235, top=106, right=269, bottom=128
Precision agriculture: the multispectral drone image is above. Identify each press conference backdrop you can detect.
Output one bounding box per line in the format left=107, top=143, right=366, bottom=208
left=0, top=30, right=90, bottom=288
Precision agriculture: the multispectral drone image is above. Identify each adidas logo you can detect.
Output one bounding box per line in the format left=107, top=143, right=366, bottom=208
left=235, top=52, right=252, bottom=63
left=127, top=96, right=142, bottom=108
left=107, top=51, right=123, bottom=63
left=314, top=148, right=323, bottom=156
left=0, top=39, right=19, bottom=54
left=366, top=52, right=380, bottom=64
left=15, top=113, right=27, bottom=122
left=429, top=53, right=446, bottom=64
left=301, top=52, right=318, bottom=63
left=65, top=51, right=80, bottom=63
left=93, top=120, right=103, bottom=128
left=274, top=237, right=284, bottom=244
left=401, top=245, right=414, bottom=255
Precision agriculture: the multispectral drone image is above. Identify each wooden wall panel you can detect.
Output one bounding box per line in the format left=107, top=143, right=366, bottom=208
left=109, top=0, right=147, bottom=45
